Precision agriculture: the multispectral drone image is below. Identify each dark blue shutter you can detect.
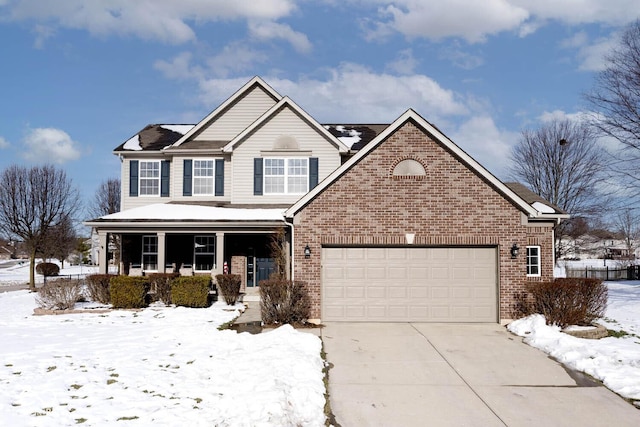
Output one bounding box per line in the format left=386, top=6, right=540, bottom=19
left=160, top=160, right=170, bottom=197
left=254, top=158, right=263, bottom=195
left=215, top=159, right=224, bottom=196
left=129, top=160, right=138, bottom=197
left=309, top=157, right=319, bottom=190
left=183, top=159, right=192, bottom=196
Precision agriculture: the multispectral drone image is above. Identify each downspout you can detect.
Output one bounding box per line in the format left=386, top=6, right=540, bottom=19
left=284, top=218, right=295, bottom=281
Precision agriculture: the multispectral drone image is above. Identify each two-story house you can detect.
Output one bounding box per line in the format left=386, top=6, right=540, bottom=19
left=86, top=76, right=567, bottom=323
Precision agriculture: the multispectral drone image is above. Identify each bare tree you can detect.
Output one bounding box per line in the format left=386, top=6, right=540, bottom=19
left=88, top=178, right=121, bottom=218
left=509, top=119, right=608, bottom=260
left=38, top=215, right=77, bottom=268
left=0, top=165, right=80, bottom=289
left=88, top=178, right=121, bottom=271
left=585, top=20, right=640, bottom=198
left=613, top=208, right=639, bottom=263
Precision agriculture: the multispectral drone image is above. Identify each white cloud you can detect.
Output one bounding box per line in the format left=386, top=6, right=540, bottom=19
left=3, top=0, right=297, bottom=44
left=361, top=0, right=637, bottom=43
left=154, top=52, right=203, bottom=81
left=512, top=0, right=638, bottom=27
left=367, top=0, right=529, bottom=43
left=385, top=49, right=418, bottom=75
left=538, top=109, right=589, bottom=123
left=206, top=43, right=270, bottom=78
left=248, top=21, right=312, bottom=53
left=0, top=136, right=9, bottom=149
left=245, top=65, right=468, bottom=122
left=22, top=128, right=81, bottom=163
left=451, top=115, right=519, bottom=179
left=576, top=36, right=617, bottom=72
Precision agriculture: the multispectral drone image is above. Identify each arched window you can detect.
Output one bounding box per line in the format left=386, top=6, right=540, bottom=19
left=392, top=159, right=426, bottom=177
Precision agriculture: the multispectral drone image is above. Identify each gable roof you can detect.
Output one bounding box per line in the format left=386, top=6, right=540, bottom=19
left=285, top=108, right=569, bottom=222
left=222, top=96, right=350, bottom=153
left=168, top=76, right=282, bottom=149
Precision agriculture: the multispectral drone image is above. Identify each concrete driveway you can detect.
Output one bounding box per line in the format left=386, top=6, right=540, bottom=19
left=322, top=323, right=640, bottom=427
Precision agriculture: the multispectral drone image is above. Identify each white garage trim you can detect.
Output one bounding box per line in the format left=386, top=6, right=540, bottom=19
left=322, top=246, right=498, bottom=322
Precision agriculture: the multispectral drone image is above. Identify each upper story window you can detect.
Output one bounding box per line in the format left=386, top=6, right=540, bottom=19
left=193, top=160, right=215, bottom=195
left=264, top=158, right=308, bottom=194
left=139, top=161, right=160, bottom=196
left=526, top=246, right=541, bottom=277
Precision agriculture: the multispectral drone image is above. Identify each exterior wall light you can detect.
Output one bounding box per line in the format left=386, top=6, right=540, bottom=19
left=510, top=243, right=520, bottom=259
left=304, top=244, right=311, bottom=259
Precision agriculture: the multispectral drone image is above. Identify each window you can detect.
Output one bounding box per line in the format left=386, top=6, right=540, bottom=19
left=142, top=235, right=158, bottom=271
left=264, top=158, right=308, bottom=194
left=526, top=246, right=541, bottom=276
left=194, top=235, right=216, bottom=271
left=139, top=161, right=160, bottom=196
left=193, top=160, right=214, bottom=195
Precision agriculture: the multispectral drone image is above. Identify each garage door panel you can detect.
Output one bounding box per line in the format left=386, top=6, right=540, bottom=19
left=322, top=247, right=497, bottom=322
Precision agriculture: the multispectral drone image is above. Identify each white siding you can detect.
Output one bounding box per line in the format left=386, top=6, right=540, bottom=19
left=231, top=106, right=342, bottom=205
left=171, top=156, right=231, bottom=204
left=194, top=86, right=277, bottom=141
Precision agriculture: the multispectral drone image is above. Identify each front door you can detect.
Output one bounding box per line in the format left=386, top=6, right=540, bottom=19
left=255, top=257, right=275, bottom=286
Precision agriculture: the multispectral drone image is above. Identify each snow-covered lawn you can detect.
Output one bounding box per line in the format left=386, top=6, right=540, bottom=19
left=509, top=280, right=640, bottom=406
left=0, top=271, right=326, bottom=426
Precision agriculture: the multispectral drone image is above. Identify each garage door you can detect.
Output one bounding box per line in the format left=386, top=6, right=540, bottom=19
left=322, top=247, right=497, bottom=322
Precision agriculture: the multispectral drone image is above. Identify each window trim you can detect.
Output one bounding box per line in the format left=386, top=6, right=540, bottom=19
left=193, top=235, right=216, bottom=272
left=263, top=157, right=309, bottom=195
left=192, top=159, right=216, bottom=196
left=142, top=235, right=158, bottom=272
left=526, top=245, right=541, bottom=277
left=139, top=160, right=161, bottom=197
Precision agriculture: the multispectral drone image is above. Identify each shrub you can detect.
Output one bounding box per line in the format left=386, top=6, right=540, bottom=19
left=110, top=276, right=150, bottom=309
left=85, top=274, right=115, bottom=304
left=215, top=274, right=242, bottom=305
left=35, top=278, right=83, bottom=310
left=523, top=278, right=608, bottom=328
left=36, top=262, right=60, bottom=277
left=148, top=273, right=179, bottom=305
left=171, top=276, right=210, bottom=308
left=260, top=279, right=310, bottom=325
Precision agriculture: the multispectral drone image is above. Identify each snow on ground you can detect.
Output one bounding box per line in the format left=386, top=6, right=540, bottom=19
left=509, top=280, right=640, bottom=405
left=0, top=261, right=99, bottom=288
left=0, top=268, right=326, bottom=426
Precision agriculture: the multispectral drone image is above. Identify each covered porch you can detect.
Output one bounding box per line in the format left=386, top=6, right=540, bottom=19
left=85, top=203, right=289, bottom=290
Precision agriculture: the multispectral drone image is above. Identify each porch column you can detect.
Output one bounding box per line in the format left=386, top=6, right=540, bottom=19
left=157, top=232, right=166, bottom=273
left=98, top=230, right=108, bottom=274
left=214, top=232, right=225, bottom=276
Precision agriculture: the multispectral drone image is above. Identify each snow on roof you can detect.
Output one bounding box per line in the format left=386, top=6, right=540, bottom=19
left=337, top=129, right=361, bottom=148
left=161, top=124, right=195, bottom=135
left=123, top=134, right=142, bottom=151
left=101, top=203, right=285, bottom=222
left=532, top=201, right=556, bottom=214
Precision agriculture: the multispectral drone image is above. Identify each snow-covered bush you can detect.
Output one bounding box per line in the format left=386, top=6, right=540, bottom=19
left=85, top=274, right=115, bottom=304
left=35, top=278, right=83, bottom=310
left=215, top=274, right=242, bottom=305
left=517, top=278, right=608, bottom=328
left=170, top=276, right=210, bottom=308
left=260, top=279, right=310, bottom=325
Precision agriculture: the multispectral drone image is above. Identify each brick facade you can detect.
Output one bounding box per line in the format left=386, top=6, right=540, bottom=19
left=292, top=120, right=555, bottom=322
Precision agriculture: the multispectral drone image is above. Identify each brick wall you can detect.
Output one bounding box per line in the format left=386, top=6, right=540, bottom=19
left=293, top=120, right=555, bottom=322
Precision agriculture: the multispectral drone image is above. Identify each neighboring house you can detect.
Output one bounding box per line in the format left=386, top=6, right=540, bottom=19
left=85, top=76, right=567, bottom=324
left=562, top=234, right=638, bottom=260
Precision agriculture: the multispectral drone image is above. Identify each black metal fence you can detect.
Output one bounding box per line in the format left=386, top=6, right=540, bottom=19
left=565, top=265, right=640, bottom=281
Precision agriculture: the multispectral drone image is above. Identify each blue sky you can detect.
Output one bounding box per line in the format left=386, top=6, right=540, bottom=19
left=0, top=0, right=637, bottom=215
